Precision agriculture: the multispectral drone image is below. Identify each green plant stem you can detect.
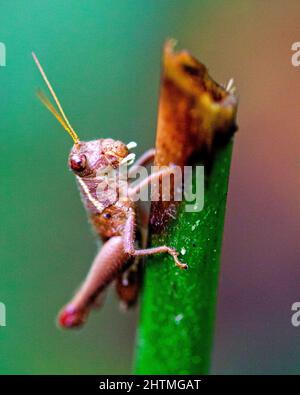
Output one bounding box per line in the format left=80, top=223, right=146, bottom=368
left=135, top=141, right=233, bottom=374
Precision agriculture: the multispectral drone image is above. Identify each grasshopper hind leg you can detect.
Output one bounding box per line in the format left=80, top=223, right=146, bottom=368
left=58, top=236, right=129, bottom=329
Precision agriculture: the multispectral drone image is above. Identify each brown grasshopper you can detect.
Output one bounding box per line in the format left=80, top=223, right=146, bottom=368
left=32, top=53, right=187, bottom=329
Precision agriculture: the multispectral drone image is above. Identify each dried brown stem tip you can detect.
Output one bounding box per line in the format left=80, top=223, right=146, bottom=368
left=154, top=39, right=238, bottom=167
left=150, top=40, right=238, bottom=233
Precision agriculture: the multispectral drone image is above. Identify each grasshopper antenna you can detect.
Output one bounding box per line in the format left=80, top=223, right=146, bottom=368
left=32, top=52, right=80, bottom=144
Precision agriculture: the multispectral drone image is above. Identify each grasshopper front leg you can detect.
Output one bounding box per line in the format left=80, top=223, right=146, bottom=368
left=128, top=148, right=155, bottom=177
left=58, top=236, right=130, bottom=328
left=123, top=209, right=188, bottom=270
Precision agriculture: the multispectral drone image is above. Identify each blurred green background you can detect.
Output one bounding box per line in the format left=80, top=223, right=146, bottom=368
left=1, top=0, right=300, bottom=374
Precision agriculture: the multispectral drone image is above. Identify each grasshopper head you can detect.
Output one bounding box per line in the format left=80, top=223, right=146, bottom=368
left=68, top=139, right=131, bottom=177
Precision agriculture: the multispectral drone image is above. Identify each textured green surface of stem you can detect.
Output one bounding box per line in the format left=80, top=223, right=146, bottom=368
left=135, top=141, right=233, bottom=374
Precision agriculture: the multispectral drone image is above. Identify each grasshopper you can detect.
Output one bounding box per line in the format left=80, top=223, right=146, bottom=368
left=32, top=53, right=187, bottom=329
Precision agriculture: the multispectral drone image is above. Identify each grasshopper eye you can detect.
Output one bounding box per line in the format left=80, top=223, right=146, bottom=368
left=103, top=213, right=111, bottom=220
left=70, top=154, right=87, bottom=172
